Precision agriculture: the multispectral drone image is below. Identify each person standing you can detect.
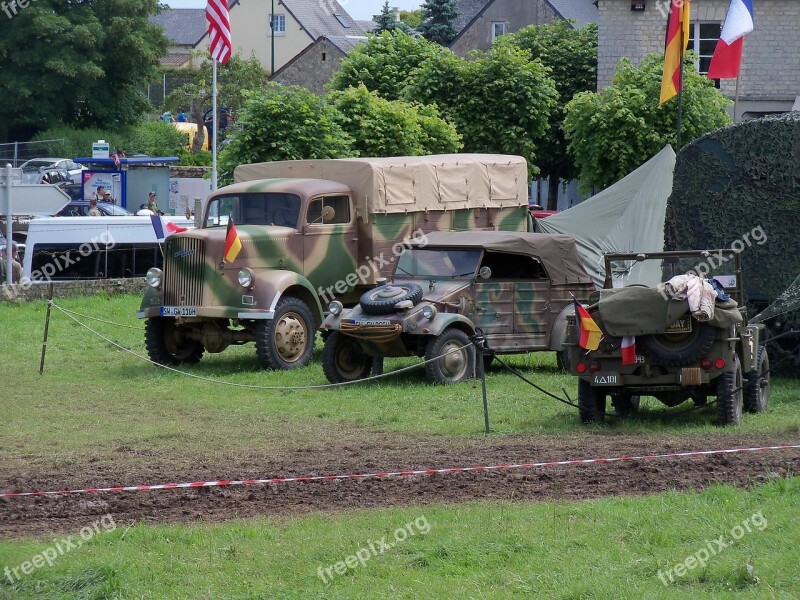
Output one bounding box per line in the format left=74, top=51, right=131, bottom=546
left=146, top=191, right=162, bottom=215
left=0, top=243, right=23, bottom=283
left=88, top=198, right=102, bottom=216
left=94, top=186, right=107, bottom=202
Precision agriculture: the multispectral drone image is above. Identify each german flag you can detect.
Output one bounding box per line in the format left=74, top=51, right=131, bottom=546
left=574, top=300, right=602, bottom=351
left=660, top=0, right=691, bottom=104
left=224, top=217, right=242, bottom=262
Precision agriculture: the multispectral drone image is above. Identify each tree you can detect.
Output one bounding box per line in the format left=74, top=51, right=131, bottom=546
left=418, top=0, right=459, bottom=46
left=408, top=44, right=558, bottom=176
left=373, top=1, right=412, bottom=34
left=563, top=53, right=732, bottom=195
left=166, top=54, right=267, bottom=152
left=329, top=30, right=445, bottom=101
left=218, top=84, right=354, bottom=185
left=0, top=0, right=168, bottom=142
left=400, top=10, right=424, bottom=29
left=505, top=21, right=598, bottom=209
left=329, top=84, right=462, bottom=157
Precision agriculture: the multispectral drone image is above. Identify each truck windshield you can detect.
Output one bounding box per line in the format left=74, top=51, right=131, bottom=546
left=395, top=248, right=482, bottom=278
left=205, top=193, right=302, bottom=228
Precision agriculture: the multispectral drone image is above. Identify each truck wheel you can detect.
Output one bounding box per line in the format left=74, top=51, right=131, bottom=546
left=322, top=332, right=373, bottom=383
left=360, top=283, right=423, bottom=315
left=145, top=317, right=204, bottom=365
left=556, top=350, right=570, bottom=372
left=255, top=297, right=315, bottom=370
left=716, top=355, right=743, bottom=426
left=578, top=379, right=606, bottom=423
left=744, top=347, right=770, bottom=413
left=640, top=320, right=715, bottom=366
left=424, top=328, right=475, bottom=384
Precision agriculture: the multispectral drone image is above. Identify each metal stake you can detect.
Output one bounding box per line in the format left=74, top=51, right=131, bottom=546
left=39, top=284, right=54, bottom=375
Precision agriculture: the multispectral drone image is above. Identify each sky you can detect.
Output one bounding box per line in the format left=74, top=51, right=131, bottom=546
left=163, top=1, right=424, bottom=21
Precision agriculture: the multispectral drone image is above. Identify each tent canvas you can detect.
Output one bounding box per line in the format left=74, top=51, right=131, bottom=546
left=535, top=145, right=676, bottom=288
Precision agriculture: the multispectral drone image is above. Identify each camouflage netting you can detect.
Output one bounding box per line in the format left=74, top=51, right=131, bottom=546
left=665, top=112, right=800, bottom=371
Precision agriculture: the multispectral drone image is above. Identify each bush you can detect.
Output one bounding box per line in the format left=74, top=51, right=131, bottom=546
left=32, top=122, right=187, bottom=160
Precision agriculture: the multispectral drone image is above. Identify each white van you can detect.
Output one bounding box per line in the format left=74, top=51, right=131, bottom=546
left=22, top=216, right=194, bottom=282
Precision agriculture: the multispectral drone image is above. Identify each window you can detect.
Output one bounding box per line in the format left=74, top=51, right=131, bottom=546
left=333, top=13, right=351, bottom=28
left=691, top=22, right=721, bottom=78
left=491, top=22, right=506, bottom=40
left=269, top=13, right=286, bottom=36
left=306, top=195, right=350, bottom=225
left=480, top=252, right=547, bottom=280
left=205, top=193, right=302, bottom=228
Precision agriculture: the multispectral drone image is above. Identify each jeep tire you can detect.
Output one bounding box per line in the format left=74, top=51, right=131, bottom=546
left=255, top=297, right=315, bottom=370
left=424, top=328, right=475, bottom=384
left=322, top=332, right=373, bottom=383
left=744, top=346, right=770, bottom=413
left=611, top=392, right=640, bottom=415
left=640, top=320, right=716, bottom=366
left=145, top=317, right=204, bottom=365
left=578, top=379, right=606, bottom=423
left=716, top=354, right=743, bottom=426
left=360, top=283, right=423, bottom=315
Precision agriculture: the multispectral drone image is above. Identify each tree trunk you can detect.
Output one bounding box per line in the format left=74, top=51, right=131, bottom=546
left=191, top=109, right=205, bottom=153
left=547, top=176, right=560, bottom=211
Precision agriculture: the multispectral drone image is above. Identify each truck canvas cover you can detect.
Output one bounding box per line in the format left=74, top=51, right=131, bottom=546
left=234, top=154, right=528, bottom=217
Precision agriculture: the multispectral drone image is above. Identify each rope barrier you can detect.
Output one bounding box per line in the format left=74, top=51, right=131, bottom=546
left=55, top=304, right=143, bottom=330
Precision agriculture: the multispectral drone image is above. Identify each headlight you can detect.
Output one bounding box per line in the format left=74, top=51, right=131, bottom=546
left=237, top=268, right=254, bottom=288
left=422, top=305, right=437, bottom=320
left=146, top=268, right=162, bottom=288
left=328, top=300, right=343, bottom=316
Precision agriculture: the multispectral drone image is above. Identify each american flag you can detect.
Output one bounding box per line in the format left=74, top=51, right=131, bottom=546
left=206, top=0, right=232, bottom=64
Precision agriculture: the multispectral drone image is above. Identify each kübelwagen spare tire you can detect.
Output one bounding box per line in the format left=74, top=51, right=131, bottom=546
left=360, top=283, right=423, bottom=315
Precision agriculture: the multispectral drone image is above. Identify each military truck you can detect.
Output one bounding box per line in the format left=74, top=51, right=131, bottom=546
left=321, top=231, right=596, bottom=384
left=567, top=250, right=769, bottom=426
left=137, top=154, right=531, bottom=369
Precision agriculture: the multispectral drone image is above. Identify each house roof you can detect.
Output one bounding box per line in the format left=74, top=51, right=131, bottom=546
left=281, top=0, right=369, bottom=39
left=270, top=35, right=367, bottom=80
left=149, top=8, right=208, bottom=47
left=452, top=0, right=597, bottom=40
left=453, top=0, right=491, bottom=34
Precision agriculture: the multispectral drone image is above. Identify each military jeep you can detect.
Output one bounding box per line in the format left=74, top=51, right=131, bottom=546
left=567, top=250, right=770, bottom=426
left=321, top=231, right=595, bottom=384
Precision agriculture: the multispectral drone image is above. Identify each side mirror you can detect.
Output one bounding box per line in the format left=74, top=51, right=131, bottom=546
left=478, top=266, right=492, bottom=280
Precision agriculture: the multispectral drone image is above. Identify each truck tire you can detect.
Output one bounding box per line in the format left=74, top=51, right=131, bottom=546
left=744, top=346, right=770, bottom=413
left=255, top=297, right=315, bottom=370
left=639, top=320, right=716, bottom=366
left=424, top=328, right=475, bottom=384
left=145, top=317, right=204, bottom=365
left=578, top=379, right=606, bottom=423
left=322, top=332, right=373, bottom=383
left=360, top=283, right=423, bottom=316
left=716, top=355, right=743, bottom=426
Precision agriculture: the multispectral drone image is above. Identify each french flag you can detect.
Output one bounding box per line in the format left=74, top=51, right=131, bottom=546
left=621, top=336, right=636, bottom=366
left=707, top=0, right=754, bottom=80
left=151, top=215, right=187, bottom=242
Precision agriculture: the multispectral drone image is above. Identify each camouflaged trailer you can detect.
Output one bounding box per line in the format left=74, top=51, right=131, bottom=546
left=320, top=231, right=596, bottom=384
left=137, top=154, right=531, bottom=370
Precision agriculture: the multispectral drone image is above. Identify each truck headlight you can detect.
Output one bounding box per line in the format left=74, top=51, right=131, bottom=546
left=422, top=305, right=437, bottom=320
left=146, top=268, right=162, bottom=288
left=329, top=300, right=343, bottom=316
left=238, top=268, right=254, bottom=289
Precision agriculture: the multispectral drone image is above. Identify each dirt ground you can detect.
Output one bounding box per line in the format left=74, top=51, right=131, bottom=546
left=1, top=431, right=798, bottom=538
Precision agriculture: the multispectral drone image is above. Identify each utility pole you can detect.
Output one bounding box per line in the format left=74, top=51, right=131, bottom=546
left=270, top=0, right=275, bottom=75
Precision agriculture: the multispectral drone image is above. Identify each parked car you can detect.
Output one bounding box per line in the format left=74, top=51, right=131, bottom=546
left=21, top=167, right=73, bottom=186
left=21, top=158, right=86, bottom=184
left=55, top=201, right=134, bottom=217
left=321, top=231, right=596, bottom=384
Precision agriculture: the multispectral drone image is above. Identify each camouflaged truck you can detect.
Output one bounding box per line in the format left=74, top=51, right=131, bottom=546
left=321, top=231, right=596, bottom=384
left=138, top=154, right=531, bottom=369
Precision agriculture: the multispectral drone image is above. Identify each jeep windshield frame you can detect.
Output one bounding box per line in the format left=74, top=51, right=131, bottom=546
left=394, top=247, right=482, bottom=279
left=204, top=192, right=302, bottom=229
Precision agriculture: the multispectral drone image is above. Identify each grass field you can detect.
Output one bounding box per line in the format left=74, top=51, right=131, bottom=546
left=1, top=293, right=799, bottom=599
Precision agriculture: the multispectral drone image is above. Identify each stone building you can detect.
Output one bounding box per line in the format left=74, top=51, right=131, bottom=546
left=271, top=35, right=368, bottom=94
left=597, top=0, right=800, bottom=118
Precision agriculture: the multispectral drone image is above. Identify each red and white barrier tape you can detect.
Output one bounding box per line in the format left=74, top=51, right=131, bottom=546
left=2, top=444, right=798, bottom=498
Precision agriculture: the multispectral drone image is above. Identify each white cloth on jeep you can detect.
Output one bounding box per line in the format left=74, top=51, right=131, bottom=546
left=657, top=274, right=717, bottom=322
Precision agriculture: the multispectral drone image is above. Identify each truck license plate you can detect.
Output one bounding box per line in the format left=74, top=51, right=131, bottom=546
left=592, top=374, right=620, bottom=385
left=665, top=317, right=692, bottom=333
left=352, top=319, right=392, bottom=326
left=161, top=306, right=197, bottom=317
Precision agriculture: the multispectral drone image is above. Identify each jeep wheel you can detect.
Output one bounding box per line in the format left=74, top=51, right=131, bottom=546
left=556, top=350, right=570, bottom=373
left=744, top=346, right=770, bottom=413
left=640, top=320, right=716, bottom=366
left=611, top=393, right=640, bottom=415
left=578, top=379, right=606, bottom=423
left=716, top=355, right=743, bottom=426
left=360, top=283, right=423, bottom=316
left=322, top=332, right=373, bottom=383
left=425, top=328, right=475, bottom=384
left=255, top=297, right=315, bottom=370
left=145, top=317, right=204, bottom=365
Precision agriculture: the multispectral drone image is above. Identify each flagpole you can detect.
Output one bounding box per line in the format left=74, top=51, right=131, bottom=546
left=733, top=38, right=744, bottom=122
left=676, top=19, right=685, bottom=148
left=212, top=60, right=219, bottom=191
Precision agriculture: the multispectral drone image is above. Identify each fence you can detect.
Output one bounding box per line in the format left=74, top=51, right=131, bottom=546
left=0, top=139, right=65, bottom=168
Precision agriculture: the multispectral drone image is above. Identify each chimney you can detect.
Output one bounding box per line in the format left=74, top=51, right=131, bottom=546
left=392, top=7, right=401, bottom=21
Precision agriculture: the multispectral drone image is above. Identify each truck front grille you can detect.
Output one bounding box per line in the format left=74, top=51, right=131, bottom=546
left=163, top=237, right=206, bottom=306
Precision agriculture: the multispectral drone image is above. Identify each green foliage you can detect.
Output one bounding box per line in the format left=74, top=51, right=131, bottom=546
left=329, top=31, right=445, bottom=100
left=563, top=53, right=732, bottom=195
left=0, top=0, right=167, bottom=140
left=178, top=149, right=213, bottom=166
left=400, top=9, right=424, bottom=29
left=32, top=122, right=186, bottom=158
left=31, top=127, right=112, bottom=160
left=218, top=84, right=354, bottom=185
left=504, top=21, right=597, bottom=206
left=122, top=121, right=186, bottom=157
left=409, top=44, right=558, bottom=176
left=373, top=0, right=413, bottom=34
left=418, top=0, right=459, bottom=46
left=329, top=84, right=461, bottom=157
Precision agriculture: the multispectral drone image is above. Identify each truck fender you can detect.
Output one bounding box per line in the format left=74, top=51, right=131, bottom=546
left=548, top=303, right=576, bottom=351
left=243, top=270, right=324, bottom=325
left=426, top=314, right=477, bottom=337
